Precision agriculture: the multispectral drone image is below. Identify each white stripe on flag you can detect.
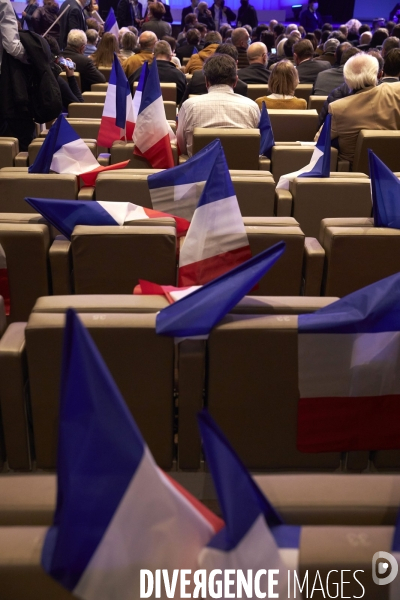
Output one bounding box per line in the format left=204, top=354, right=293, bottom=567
left=97, top=201, right=148, bottom=224
left=179, top=196, right=249, bottom=267
left=102, top=83, right=117, bottom=118
left=276, top=147, right=324, bottom=190
left=149, top=181, right=206, bottom=221
left=133, top=90, right=142, bottom=121
left=134, top=96, right=169, bottom=153
left=51, top=139, right=99, bottom=175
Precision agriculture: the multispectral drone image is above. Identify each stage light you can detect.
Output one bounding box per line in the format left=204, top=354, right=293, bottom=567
left=292, top=4, right=302, bottom=20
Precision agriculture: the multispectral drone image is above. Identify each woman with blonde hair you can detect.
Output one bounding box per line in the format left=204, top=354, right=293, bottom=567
left=255, top=59, right=307, bottom=109
left=90, top=32, right=121, bottom=67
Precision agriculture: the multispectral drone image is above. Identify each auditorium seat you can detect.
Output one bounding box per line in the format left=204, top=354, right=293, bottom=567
left=133, top=81, right=177, bottom=103
left=308, top=95, right=327, bottom=114
left=0, top=172, right=79, bottom=213
left=59, top=70, right=81, bottom=91
left=294, top=83, right=314, bottom=104
left=246, top=83, right=269, bottom=101
left=91, top=82, right=108, bottom=92
left=0, top=138, right=19, bottom=169
left=267, top=109, right=319, bottom=142
left=110, top=140, right=178, bottom=168
left=339, top=130, right=400, bottom=175
left=68, top=102, right=104, bottom=119
left=98, top=67, right=112, bottom=81
left=275, top=177, right=372, bottom=238
left=82, top=91, right=107, bottom=103
left=66, top=118, right=101, bottom=141
left=270, top=145, right=338, bottom=181
left=26, top=138, right=98, bottom=165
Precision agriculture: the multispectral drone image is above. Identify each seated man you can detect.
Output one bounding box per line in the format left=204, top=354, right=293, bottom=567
left=314, top=44, right=359, bottom=95
left=237, top=41, right=270, bottom=83
left=123, top=30, right=157, bottom=78
left=61, top=29, right=106, bottom=92
left=177, top=53, right=260, bottom=156
left=293, top=38, right=330, bottom=84
left=328, top=53, right=400, bottom=165
left=379, top=48, right=400, bottom=83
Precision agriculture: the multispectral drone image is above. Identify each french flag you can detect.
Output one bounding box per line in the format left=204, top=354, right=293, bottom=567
left=133, top=61, right=149, bottom=125
left=156, top=242, right=286, bottom=339
left=259, top=102, right=274, bottom=159
left=25, top=198, right=190, bottom=239
left=97, top=54, right=135, bottom=148
left=297, top=272, right=400, bottom=453
left=369, top=150, right=400, bottom=228
left=197, top=410, right=297, bottom=596
left=103, top=7, right=119, bottom=37
left=134, top=280, right=200, bottom=303
left=133, top=59, right=175, bottom=169
left=148, top=139, right=222, bottom=221
left=42, top=309, right=223, bottom=599
left=29, top=115, right=129, bottom=186
left=390, top=511, right=400, bottom=600
left=178, top=141, right=252, bottom=286
left=276, top=114, right=331, bottom=190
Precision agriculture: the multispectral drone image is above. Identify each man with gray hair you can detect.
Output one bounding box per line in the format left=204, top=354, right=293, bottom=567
left=237, top=41, right=270, bottom=83
left=328, top=53, right=400, bottom=165
left=231, top=26, right=250, bottom=68
left=61, top=29, right=106, bottom=92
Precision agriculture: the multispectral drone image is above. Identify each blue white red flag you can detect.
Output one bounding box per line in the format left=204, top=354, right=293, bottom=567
left=41, top=310, right=223, bottom=599
left=298, top=272, right=400, bottom=452
left=369, top=150, right=400, bottom=228
left=132, top=61, right=149, bottom=123
left=97, top=54, right=135, bottom=147
left=276, top=114, right=331, bottom=190
left=259, top=102, right=274, bottom=159
left=103, top=7, right=119, bottom=37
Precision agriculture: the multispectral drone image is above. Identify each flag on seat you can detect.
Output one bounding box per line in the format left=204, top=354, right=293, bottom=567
left=133, top=59, right=175, bottom=169
left=134, top=280, right=200, bottom=303
left=369, top=150, right=400, bottom=229
left=103, top=7, right=119, bottom=37
left=156, top=241, right=285, bottom=338
left=29, top=115, right=129, bottom=185
left=42, top=309, right=223, bottom=598
left=197, top=410, right=300, bottom=593
left=132, top=61, right=149, bottom=124
left=97, top=54, right=135, bottom=148
left=259, top=102, right=274, bottom=159
left=297, top=272, right=400, bottom=453
left=178, top=142, right=252, bottom=286
left=25, top=198, right=190, bottom=239
left=276, top=114, right=331, bottom=190
left=148, top=139, right=221, bottom=221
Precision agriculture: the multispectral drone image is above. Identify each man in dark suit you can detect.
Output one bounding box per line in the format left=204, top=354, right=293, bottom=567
left=237, top=41, right=270, bottom=83
left=116, top=0, right=142, bottom=28
left=179, top=43, right=247, bottom=105
left=299, top=1, right=322, bottom=33
left=59, top=0, right=87, bottom=50
left=210, top=0, right=235, bottom=30
left=314, top=46, right=359, bottom=95
left=181, top=0, right=198, bottom=29
left=61, top=29, right=106, bottom=92
left=176, top=29, right=201, bottom=61
left=236, top=0, right=258, bottom=29
left=293, top=38, right=330, bottom=84
left=143, top=0, right=172, bottom=23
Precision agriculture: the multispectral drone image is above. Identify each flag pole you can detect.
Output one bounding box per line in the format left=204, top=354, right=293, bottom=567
left=41, top=4, right=70, bottom=39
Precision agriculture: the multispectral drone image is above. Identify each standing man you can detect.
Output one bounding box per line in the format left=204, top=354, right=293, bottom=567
left=299, top=1, right=322, bottom=33
left=210, top=0, right=235, bottom=31
left=237, top=0, right=258, bottom=29
left=59, top=0, right=87, bottom=50
left=181, top=0, right=198, bottom=30
left=116, top=0, right=142, bottom=28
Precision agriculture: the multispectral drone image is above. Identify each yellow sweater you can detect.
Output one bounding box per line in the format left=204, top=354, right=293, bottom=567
left=185, top=44, right=219, bottom=74
left=256, top=96, right=307, bottom=110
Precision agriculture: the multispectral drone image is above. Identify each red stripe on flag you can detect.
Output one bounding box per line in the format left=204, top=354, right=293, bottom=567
left=125, top=120, right=134, bottom=142
left=298, top=395, right=400, bottom=452
left=179, top=245, right=252, bottom=286
left=80, top=160, right=130, bottom=187
left=97, top=116, right=123, bottom=148
left=134, top=134, right=174, bottom=169
left=0, top=268, right=10, bottom=316
left=143, top=207, right=190, bottom=237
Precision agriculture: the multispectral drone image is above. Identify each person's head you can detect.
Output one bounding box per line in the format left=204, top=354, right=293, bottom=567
left=386, top=21, right=396, bottom=35
left=86, top=28, right=99, bottom=46
left=269, top=19, right=278, bottom=31
left=196, top=23, right=207, bottom=38
left=314, top=28, right=322, bottom=42
left=128, top=25, right=138, bottom=35
left=368, top=49, right=384, bottom=76
left=345, top=19, right=361, bottom=35
left=254, top=24, right=268, bottom=41
left=203, top=53, right=237, bottom=88
left=154, top=40, right=172, bottom=60
left=184, top=12, right=198, bottom=27
left=162, top=35, right=176, bottom=52
left=186, top=28, right=201, bottom=46
left=247, top=41, right=267, bottom=65
left=323, top=37, right=340, bottom=55
left=231, top=27, right=249, bottom=49
left=197, top=1, right=208, bottom=14
left=340, top=46, right=360, bottom=65
left=215, top=42, right=238, bottom=62
left=283, top=37, right=296, bottom=57
left=335, top=41, right=351, bottom=64
left=139, top=30, right=157, bottom=51
left=328, top=31, right=346, bottom=43
left=383, top=48, right=400, bottom=76
left=276, top=37, right=287, bottom=57
left=191, top=0, right=199, bottom=6
left=298, top=25, right=306, bottom=38
left=219, top=24, right=231, bottom=38
left=273, top=23, right=285, bottom=38
left=321, top=23, right=333, bottom=32
left=240, top=0, right=249, bottom=5
left=43, top=0, right=57, bottom=7
left=260, top=30, right=275, bottom=52
left=268, top=59, right=299, bottom=95
left=382, top=36, right=400, bottom=57
left=343, top=52, right=379, bottom=90
left=339, top=25, right=348, bottom=38
left=148, top=1, right=165, bottom=20
left=307, top=1, right=318, bottom=10
left=305, top=33, right=317, bottom=50
left=359, top=31, right=372, bottom=45
left=285, top=23, right=297, bottom=35
left=293, top=39, right=314, bottom=65
left=86, top=17, right=100, bottom=31
left=320, top=30, right=329, bottom=45
left=45, top=35, right=60, bottom=58
left=91, top=31, right=119, bottom=66
left=67, top=29, right=87, bottom=53
left=121, top=31, right=137, bottom=51
left=393, top=24, right=400, bottom=40
left=222, top=28, right=232, bottom=41
left=358, top=24, right=371, bottom=35
left=204, top=31, right=222, bottom=46
left=370, top=27, right=389, bottom=48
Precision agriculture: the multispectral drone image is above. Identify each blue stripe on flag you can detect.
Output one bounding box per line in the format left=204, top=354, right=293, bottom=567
left=41, top=310, right=145, bottom=590
left=104, top=7, right=117, bottom=32
left=298, top=114, right=331, bottom=180
left=138, top=58, right=162, bottom=114
left=196, top=141, right=236, bottom=206
left=112, top=53, right=130, bottom=129
left=369, top=150, right=400, bottom=229
left=29, top=115, right=79, bottom=174
left=259, top=102, right=274, bottom=159
left=271, top=525, right=301, bottom=549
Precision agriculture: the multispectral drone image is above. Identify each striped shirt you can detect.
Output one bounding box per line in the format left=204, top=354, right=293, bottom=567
left=177, top=84, right=260, bottom=156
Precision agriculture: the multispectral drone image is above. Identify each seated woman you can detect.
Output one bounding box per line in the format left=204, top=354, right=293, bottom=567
left=90, top=32, right=122, bottom=68
left=255, top=60, right=307, bottom=109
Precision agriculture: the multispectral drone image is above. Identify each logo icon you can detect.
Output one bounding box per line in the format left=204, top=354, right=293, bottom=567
left=372, top=551, right=399, bottom=586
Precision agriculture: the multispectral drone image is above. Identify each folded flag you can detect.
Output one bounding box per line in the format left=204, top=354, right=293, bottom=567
left=390, top=510, right=400, bottom=600
left=156, top=241, right=285, bottom=338
left=148, top=139, right=221, bottom=221
left=42, top=309, right=223, bottom=598
left=276, top=113, right=331, bottom=190
left=97, top=54, right=135, bottom=148
left=297, top=272, right=400, bottom=453
left=259, top=102, right=274, bottom=159
left=133, top=59, right=175, bottom=169
left=197, top=410, right=300, bottom=594
left=134, top=279, right=199, bottom=303
left=25, top=198, right=190, bottom=239
left=29, top=115, right=129, bottom=184
left=178, top=141, right=252, bottom=286
left=103, top=7, right=119, bottom=37
left=369, top=150, right=400, bottom=229
left=132, top=61, right=149, bottom=123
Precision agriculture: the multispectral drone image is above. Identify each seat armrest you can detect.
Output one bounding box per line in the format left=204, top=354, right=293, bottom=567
left=0, top=323, right=31, bottom=469
left=275, top=188, right=293, bottom=216
left=49, top=236, right=72, bottom=295
left=337, top=159, right=350, bottom=172
left=78, top=186, right=95, bottom=200
left=258, top=156, right=271, bottom=171
left=97, top=153, right=110, bottom=166
left=303, top=237, right=325, bottom=296
left=14, top=152, right=28, bottom=167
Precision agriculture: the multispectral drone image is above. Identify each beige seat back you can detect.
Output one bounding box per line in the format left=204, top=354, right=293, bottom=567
left=71, top=225, right=177, bottom=294
left=98, top=66, right=112, bottom=81
left=0, top=138, right=19, bottom=168
left=247, top=83, right=269, bottom=100
left=91, top=82, right=108, bottom=91
left=68, top=103, right=104, bottom=119
left=163, top=100, right=176, bottom=120
left=32, top=295, right=169, bottom=313
left=110, top=141, right=178, bottom=168
left=192, top=128, right=261, bottom=169
left=267, top=109, right=319, bottom=141
left=59, top=70, right=81, bottom=90
left=232, top=176, right=276, bottom=216
left=352, top=130, right=400, bottom=175
left=66, top=118, right=101, bottom=141
left=289, top=178, right=372, bottom=238
left=308, top=94, right=328, bottom=113
left=25, top=312, right=175, bottom=469
left=133, top=81, right=177, bottom=103
left=82, top=91, right=107, bottom=103
left=271, top=146, right=338, bottom=181
left=295, top=83, right=314, bottom=103
left=0, top=172, right=78, bottom=213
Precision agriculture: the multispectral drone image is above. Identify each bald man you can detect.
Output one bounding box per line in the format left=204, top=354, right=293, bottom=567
left=123, top=30, right=157, bottom=78
left=237, top=41, right=270, bottom=83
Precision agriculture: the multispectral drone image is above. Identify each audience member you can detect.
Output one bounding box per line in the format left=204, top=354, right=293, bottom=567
left=31, top=0, right=60, bottom=39
left=58, top=0, right=87, bottom=50
left=143, top=0, right=172, bottom=23
left=345, top=18, right=361, bottom=41
left=181, top=0, right=198, bottom=30
left=21, top=0, right=38, bottom=31
left=116, top=0, right=143, bottom=28
left=210, top=0, right=236, bottom=30
left=368, top=49, right=384, bottom=78
left=141, top=2, right=172, bottom=38
left=255, top=59, right=306, bottom=109
left=120, top=31, right=137, bottom=59
left=61, top=29, right=106, bottom=91
left=299, top=1, right=322, bottom=33
left=370, top=27, right=389, bottom=48
left=47, top=34, right=83, bottom=110
left=392, top=24, right=400, bottom=39
left=269, top=19, right=278, bottom=31
left=197, top=2, right=215, bottom=31
left=185, top=30, right=221, bottom=73
left=382, top=36, right=400, bottom=57
left=285, top=23, right=298, bottom=35
left=231, top=27, right=250, bottom=68
left=380, top=47, right=400, bottom=82
left=304, top=32, right=318, bottom=51
left=358, top=30, right=372, bottom=48
left=314, top=45, right=359, bottom=95
left=338, top=25, right=348, bottom=39
left=237, top=41, right=270, bottom=83
left=237, top=0, right=258, bottom=29
left=314, top=38, right=339, bottom=65
left=90, top=31, right=120, bottom=67
left=123, top=30, right=157, bottom=77
left=86, top=17, right=100, bottom=32
left=177, top=53, right=259, bottom=155
left=176, top=28, right=200, bottom=60
left=293, top=38, right=330, bottom=83
left=260, top=30, right=274, bottom=52
left=83, top=28, right=98, bottom=55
